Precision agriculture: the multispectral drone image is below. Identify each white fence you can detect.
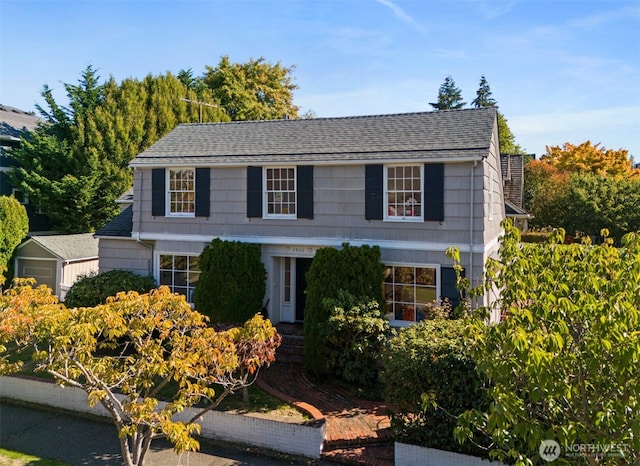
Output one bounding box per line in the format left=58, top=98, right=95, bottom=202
left=395, top=442, right=506, bottom=466
left=0, top=376, right=326, bottom=459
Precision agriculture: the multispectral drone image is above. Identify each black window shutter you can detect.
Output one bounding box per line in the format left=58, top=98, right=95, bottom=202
left=247, top=166, right=263, bottom=218
left=195, top=168, right=210, bottom=217
left=297, top=165, right=314, bottom=219
left=151, top=168, right=165, bottom=217
left=441, top=266, right=464, bottom=310
left=424, top=163, right=444, bottom=222
left=365, top=164, right=383, bottom=220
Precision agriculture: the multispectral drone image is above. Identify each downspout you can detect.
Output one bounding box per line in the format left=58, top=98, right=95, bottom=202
left=134, top=168, right=154, bottom=276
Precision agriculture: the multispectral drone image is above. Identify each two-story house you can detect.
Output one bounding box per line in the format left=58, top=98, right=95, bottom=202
left=96, top=107, right=505, bottom=325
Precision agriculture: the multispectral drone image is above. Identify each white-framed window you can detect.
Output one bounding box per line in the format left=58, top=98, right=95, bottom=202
left=385, top=165, right=423, bottom=221
left=12, top=188, right=29, bottom=205
left=265, top=167, right=296, bottom=218
left=383, top=264, right=439, bottom=323
left=167, top=168, right=195, bottom=216
left=158, top=254, right=200, bottom=303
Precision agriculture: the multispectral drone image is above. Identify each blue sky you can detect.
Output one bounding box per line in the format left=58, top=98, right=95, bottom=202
left=1, top=0, right=639, bottom=158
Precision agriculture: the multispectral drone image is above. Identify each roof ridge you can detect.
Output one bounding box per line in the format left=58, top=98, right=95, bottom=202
left=178, top=107, right=496, bottom=127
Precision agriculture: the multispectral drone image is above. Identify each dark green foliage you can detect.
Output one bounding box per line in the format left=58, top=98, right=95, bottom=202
left=519, top=231, right=552, bottom=243
left=380, top=319, right=488, bottom=455
left=0, top=196, right=29, bottom=285
left=63, top=270, right=156, bottom=307
left=561, top=172, right=640, bottom=244
left=429, top=76, right=466, bottom=110
left=193, top=239, right=266, bottom=324
left=320, top=290, right=391, bottom=387
left=304, top=243, right=385, bottom=380
left=471, top=75, right=496, bottom=108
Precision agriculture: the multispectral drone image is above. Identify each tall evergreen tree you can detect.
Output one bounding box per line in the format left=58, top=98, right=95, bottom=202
left=429, top=76, right=466, bottom=110
left=472, top=75, right=496, bottom=108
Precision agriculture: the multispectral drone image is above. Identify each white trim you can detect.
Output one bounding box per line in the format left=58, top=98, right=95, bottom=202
left=383, top=262, right=441, bottom=327
left=166, top=167, right=196, bottom=218
left=130, top=155, right=486, bottom=169
left=263, top=166, right=297, bottom=219
left=383, top=163, right=424, bottom=222
left=136, top=231, right=499, bottom=255
left=154, top=251, right=200, bottom=303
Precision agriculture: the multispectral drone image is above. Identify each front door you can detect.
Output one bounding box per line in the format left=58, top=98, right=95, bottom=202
left=279, top=256, right=313, bottom=323
left=295, top=258, right=312, bottom=322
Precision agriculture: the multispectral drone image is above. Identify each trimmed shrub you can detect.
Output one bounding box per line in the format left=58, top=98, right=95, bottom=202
left=320, top=290, right=391, bottom=387
left=193, top=239, right=266, bottom=324
left=304, top=243, right=385, bottom=380
left=380, top=319, right=487, bottom=456
left=64, top=270, right=156, bottom=307
left=0, top=196, right=28, bottom=285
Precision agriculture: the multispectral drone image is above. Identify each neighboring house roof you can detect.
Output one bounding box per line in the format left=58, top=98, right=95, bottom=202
left=0, top=105, right=42, bottom=142
left=500, top=153, right=525, bottom=209
left=116, top=188, right=134, bottom=205
left=20, top=233, right=99, bottom=260
left=95, top=205, right=133, bottom=238
left=505, top=199, right=533, bottom=219
left=130, top=107, right=498, bottom=167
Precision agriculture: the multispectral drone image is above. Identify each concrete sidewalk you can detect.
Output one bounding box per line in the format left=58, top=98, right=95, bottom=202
left=0, top=401, right=316, bottom=466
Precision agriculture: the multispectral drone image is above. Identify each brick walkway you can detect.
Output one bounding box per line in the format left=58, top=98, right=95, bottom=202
left=257, top=362, right=394, bottom=465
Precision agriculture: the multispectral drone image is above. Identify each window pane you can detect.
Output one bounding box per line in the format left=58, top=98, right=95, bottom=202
left=265, top=167, right=296, bottom=217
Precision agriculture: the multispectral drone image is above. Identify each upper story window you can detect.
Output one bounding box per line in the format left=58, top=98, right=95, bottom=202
left=168, top=168, right=195, bottom=216
left=247, top=165, right=313, bottom=220
left=365, top=163, right=444, bottom=222
left=152, top=168, right=210, bottom=218
left=265, top=167, right=296, bottom=218
left=385, top=165, right=423, bottom=221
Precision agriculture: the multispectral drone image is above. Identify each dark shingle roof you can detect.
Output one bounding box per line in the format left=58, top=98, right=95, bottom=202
left=130, top=108, right=497, bottom=167
left=0, top=105, right=42, bottom=139
left=500, top=153, right=525, bottom=208
left=94, top=205, right=133, bottom=238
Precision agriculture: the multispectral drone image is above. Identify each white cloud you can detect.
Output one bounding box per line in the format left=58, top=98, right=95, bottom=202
left=375, top=0, right=425, bottom=31
left=568, top=5, right=640, bottom=29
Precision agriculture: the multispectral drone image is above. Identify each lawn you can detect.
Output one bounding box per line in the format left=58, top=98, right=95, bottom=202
left=0, top=449, right=68, bottom=466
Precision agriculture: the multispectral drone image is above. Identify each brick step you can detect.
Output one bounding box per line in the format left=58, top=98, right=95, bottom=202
left=321, top=441, right=394, bottom=466
left=324, top=428, right=394, bottom=450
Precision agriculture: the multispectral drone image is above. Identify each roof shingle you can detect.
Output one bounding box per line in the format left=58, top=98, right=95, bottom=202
left=131, top=108, right=497, bottom=167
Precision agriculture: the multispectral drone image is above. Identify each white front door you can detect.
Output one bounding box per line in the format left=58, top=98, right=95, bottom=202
left=280, top=256, right=296, bottom=322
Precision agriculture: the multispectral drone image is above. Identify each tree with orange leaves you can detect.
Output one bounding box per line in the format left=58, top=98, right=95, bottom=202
left=525, top=141, right=640, bottom=241
left=0, top=281, right=281, bottom=466
left=542, top=141, right=637, bottom=178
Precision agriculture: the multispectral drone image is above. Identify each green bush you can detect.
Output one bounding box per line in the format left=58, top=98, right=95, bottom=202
left=193, top=239, right=266, bottom=324
left=304, top=243, right=385, bottom=380
left=0, top=196, right=29, bottom=285
left=320, top=290, right=391, bottom=387
left=64, top=270, right=156, bottom=307
left=380, top=319, right=487, bottom=455
left=519, top=231, right=550, bottom=243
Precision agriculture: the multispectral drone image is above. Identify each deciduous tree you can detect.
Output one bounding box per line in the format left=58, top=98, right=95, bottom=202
left=448, top=221, right=640, bottom=465
left=203, top=55, right=299, bottom=121
left=0, top=283, right=281, bottom=466
left=542, top=141, right=637, bottom=178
